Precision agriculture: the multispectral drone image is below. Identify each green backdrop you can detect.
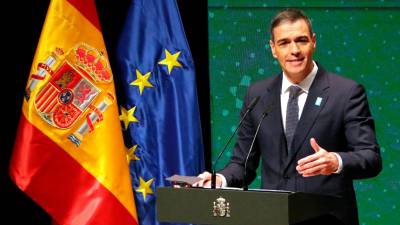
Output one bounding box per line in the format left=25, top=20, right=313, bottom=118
left=208, top=1, right=399, bottom=224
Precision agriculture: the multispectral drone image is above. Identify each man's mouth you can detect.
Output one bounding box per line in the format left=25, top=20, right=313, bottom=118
left=286, top=58, right=304, bottom=65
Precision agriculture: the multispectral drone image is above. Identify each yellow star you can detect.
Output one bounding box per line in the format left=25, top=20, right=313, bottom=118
left=158, top=49, right=182, bottom=74
left=130, top=69, right=154, bottom=95
left=119, top=106, right=139, bottom=129
left=126, top=145, right=140, bottom=163
left=136, top=177, right=154, bottom=201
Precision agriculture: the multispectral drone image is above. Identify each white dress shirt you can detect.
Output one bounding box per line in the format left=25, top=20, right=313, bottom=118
left=281, top=61, right=318, bottom=130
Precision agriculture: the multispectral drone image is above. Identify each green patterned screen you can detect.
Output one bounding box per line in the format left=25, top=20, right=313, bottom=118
left=208, top=1, right=399, bottom=224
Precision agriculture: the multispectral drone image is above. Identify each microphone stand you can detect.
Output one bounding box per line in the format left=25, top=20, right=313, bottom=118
left=211, top=96, right=260, bottom=189
left=243, top=104, right=274, bottom=191
left=211, top=120, right=242, bottom=188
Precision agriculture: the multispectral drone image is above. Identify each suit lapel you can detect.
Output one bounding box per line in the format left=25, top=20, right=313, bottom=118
left=283, top=67, right=330, bottom=171
left=264, top=74, right=284, bottom=136
left=263, top=75, right=289, bottom=171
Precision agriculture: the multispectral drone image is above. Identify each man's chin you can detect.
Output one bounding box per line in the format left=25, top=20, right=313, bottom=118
left=286, top=68, right=306, bottom=77
left=286, top=70, right=313, bottom=82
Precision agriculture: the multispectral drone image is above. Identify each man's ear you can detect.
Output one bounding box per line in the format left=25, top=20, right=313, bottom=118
left=312, top=33, right=316, bottom=49
left=269, top=40, right=277, bottom=58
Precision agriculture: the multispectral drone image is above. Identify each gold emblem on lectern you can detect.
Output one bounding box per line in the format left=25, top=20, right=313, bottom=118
left=213, top=196, right=231, bottom=217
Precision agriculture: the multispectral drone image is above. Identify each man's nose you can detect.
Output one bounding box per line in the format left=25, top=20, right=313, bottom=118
left=290, top=42, right=300, bottom=55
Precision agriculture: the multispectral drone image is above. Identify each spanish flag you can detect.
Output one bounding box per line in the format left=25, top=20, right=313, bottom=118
left=9, top=0, right=138, bottom=224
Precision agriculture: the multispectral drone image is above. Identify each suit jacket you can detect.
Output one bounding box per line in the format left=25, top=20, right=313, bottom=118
left=219, top=65, right=382, bottom=225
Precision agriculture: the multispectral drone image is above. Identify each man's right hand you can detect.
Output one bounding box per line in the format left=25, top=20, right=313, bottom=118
left=192, top=171, right=223, bottom=188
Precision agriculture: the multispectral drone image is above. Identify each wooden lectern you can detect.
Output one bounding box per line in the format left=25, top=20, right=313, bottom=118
left=156, top=187, right=341, bottom=225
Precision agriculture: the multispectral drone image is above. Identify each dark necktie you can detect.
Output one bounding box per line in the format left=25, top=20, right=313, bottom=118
left=285, top=85, right=302, bottom=156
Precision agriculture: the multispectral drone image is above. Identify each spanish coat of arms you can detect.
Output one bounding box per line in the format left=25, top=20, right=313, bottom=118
left=213, top=196, right=231, bottom=217
left=26, top=43, right=114, bottom=146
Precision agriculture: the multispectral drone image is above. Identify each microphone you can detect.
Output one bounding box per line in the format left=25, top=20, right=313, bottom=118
left=211, top=96, right=260, bottom=189
left=243, top=103, right=274, bottom=191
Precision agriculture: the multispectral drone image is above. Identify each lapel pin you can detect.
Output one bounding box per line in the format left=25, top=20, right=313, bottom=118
left=315, top=97, right=323, bottom=106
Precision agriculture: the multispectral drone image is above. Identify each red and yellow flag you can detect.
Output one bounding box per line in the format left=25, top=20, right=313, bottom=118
left=9, top=0, right=138, bottom=224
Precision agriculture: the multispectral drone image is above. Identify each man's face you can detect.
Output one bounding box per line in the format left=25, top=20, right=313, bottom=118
left=269, top=19, right=316, bottom=83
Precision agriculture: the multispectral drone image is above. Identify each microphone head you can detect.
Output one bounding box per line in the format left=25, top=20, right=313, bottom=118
left=247, top=96, right=260, bottom=111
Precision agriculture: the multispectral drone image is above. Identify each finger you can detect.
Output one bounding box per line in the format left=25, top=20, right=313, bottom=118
left=298, top=139, right=326, bottom=166
left=296, top=158, right=326, bottom=173
left=298, top=155, right=339, bottom=176
left=203, top=180, right=212, bottom=188
left=310, top=138, right=321, bottom=153
left=299, top=164, right=326, bottom=177
left=192, top=181, right=200, bottom=187
left=196, top=179, right=205, bottom=187
left=193, top=171, right=211, bottom=187
left=297, top=153, right=320, bottom=166
left=193, top=176, right=205, bottom=187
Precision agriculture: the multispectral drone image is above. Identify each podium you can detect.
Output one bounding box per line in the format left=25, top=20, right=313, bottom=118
left=156, top=187, right=341, bottom=225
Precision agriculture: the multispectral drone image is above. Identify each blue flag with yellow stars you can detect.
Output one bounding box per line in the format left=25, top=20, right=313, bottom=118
left=115, top=0, right=205, bottom=224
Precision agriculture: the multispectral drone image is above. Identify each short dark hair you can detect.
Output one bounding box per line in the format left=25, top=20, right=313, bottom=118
left=270, top=8, right=313, bottom=41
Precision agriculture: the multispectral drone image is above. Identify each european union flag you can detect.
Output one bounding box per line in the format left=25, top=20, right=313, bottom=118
left=115, top=0, right=205, bottom=224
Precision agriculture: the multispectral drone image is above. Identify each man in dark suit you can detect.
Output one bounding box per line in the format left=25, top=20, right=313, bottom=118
left=194, top=8, right=382, bottom=225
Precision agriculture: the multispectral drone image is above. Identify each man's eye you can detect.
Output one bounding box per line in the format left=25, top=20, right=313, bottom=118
left=296, top=39, right=309, bottom=43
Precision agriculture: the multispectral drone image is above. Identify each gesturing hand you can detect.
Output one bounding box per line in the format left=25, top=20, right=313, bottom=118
left=296, top=138, right=339, bottom=177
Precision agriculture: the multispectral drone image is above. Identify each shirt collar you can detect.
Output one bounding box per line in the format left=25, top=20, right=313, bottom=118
left=281, top=61, right=318, bottom=94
